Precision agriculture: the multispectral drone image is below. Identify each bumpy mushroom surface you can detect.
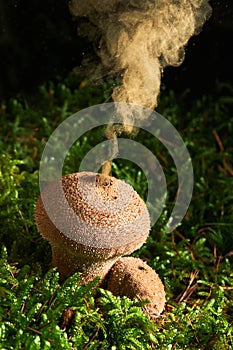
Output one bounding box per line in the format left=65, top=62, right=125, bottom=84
left=104, top=257, right=166, bottom=317
left=35, top=172, right=150, bottom=283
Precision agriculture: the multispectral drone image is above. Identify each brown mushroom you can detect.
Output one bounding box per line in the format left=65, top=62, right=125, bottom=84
left=104, top=257, right=166, bottom=317
left=35, top=172, right=150, bottom=284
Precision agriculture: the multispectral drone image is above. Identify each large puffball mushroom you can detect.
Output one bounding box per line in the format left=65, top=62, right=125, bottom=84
left=35, top=172, right=150, bottom=284
left=104, top=257, right=165, bottom=317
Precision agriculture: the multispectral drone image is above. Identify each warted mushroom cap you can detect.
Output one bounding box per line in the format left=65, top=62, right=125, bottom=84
left=35, top=172, right=151, bottom=277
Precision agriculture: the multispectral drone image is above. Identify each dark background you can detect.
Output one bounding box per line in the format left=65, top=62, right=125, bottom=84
left=0, top=0, right=232, bottom=99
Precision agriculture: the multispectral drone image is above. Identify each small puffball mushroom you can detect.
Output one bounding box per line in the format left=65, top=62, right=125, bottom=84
left=35, top=172, right=150, bottom=284
left=104, top=257, right=165, bottom=317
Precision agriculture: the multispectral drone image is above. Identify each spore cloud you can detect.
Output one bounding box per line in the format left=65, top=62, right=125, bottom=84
left=70, top=0, right=212, bottom=111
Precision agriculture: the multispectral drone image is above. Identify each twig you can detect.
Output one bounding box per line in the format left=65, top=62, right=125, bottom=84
left=223, top=158, right=233, bottom=176
left=82, top=329, right=99, bottom=350
left=171, top=231, right=180, bottom=257
left=176, top=270, right=199, bottom=303
left=212, top=285, right=233, bottom=290
left=174, top=230, right=192, bottom=248
left=174, top=229, right=195, bottom=260
left=17, top=208, right=29, bottom=234
left=212, top=129, right=224, bottom=152
left=213, top=129, right=233, bottom=176
left=27, top=326, right=42, bottom=335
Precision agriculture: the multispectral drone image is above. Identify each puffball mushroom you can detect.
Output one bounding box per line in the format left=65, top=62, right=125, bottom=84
left=35, top=172, right=151, bottom=284
left=105, top=257, right=166, bottom=317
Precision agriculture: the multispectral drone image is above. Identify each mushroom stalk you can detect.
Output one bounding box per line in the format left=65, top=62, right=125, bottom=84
left=50, top=241, right=119, bottom=284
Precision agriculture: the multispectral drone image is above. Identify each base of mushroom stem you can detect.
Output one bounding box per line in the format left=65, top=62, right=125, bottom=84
left=51, top=243, right=119, bottom=284
left=51, top=244, right=165, bottom=317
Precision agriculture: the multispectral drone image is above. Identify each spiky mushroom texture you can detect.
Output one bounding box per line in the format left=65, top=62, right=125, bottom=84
left=35, top=172, right=150, bottom=284
left=105, top=257, right=166, bottom=317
